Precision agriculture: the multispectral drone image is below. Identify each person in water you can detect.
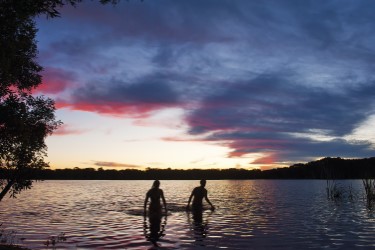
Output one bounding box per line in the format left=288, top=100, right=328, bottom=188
left=186, top=179, right=215, bottom=211
left=144, top=180, right=167, bottom=215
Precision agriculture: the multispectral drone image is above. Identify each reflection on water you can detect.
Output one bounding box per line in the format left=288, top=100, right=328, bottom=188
left=187, top=209, right=212, bottom=247
left=1, top=180, right=375, bottom=249
left=143, top=213, right=167, bottom=248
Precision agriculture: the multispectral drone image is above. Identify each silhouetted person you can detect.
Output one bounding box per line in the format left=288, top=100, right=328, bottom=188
left=144, top=180, right=167, bottom=216
left=143, top=180, right=167, bottom=247
left=186, top=179, right=215, bottom=211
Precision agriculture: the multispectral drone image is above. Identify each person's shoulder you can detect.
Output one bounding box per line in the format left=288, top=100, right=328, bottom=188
left=193, top=186, right=205, bottom=192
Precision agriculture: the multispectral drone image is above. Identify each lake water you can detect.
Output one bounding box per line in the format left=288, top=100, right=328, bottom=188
left=1, top=180, right=375, bottom=249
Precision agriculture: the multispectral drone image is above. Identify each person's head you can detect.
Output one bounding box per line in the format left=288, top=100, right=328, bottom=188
left=200, top=179, right=206, bottom=187
left=152, top=180, right=160, bottom=189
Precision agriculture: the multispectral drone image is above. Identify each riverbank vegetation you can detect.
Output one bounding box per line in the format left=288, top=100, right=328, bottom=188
left=0, top=224, right=29, bottom=250
left=1, top=157, right=374, bottom=180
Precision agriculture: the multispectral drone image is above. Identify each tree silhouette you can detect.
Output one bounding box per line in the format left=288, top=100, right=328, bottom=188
left=0, top=94, right=61, bottom=201
left=18, top=157, right=374, bottom=180
left=0, top=0, right=117, bottom=201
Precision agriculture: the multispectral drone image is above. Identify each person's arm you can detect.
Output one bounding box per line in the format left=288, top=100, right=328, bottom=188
left=204, top=190, right=215, bottom=210
left=161, top=190, right=167, bottom=211
left=186, top=191, right=194, bottom=210
left=144, top=191, right=149, bottom=214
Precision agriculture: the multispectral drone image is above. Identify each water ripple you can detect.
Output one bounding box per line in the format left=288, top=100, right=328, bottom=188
left=1, top=180, right=375, bottom=249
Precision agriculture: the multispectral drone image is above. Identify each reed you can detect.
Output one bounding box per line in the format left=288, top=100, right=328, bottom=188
left=362, top=179, right=375, bottom=202
left=0, top=224, right=18, bottom=246
left=44, top=233, right=67, bottom=250
left=326, top=179, right=344, bottom=200
left=0, top=224, right=28, bottom=250
left=348, top=183, right=354, bottom=201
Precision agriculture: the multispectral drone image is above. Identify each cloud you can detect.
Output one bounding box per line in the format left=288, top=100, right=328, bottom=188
left=194, top=74, right=375, bottom=134
left=92, top=161, right=143, bottom=169
left=53, top=124, right=87, bottom=136
left=36, top=67, right=77, bottom=94
left=55, top=0, right=240, bottom=44
left=185, top=74, right=375, bottom=162
left=251, top=155, right=277, bottom=165
left=57, top=75, right=183, bottom=117
left=35, top=0, right=375, bottom=166
left=38, top=0, right=375, bottom=73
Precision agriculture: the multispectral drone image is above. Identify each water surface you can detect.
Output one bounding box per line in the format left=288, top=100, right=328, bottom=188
left=1, top=180, right=375, bottom=249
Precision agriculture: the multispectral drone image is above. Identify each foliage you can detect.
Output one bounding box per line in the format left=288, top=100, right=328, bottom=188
left=3, top=157, right=373, bottom=180
left=264, top=157, right=375, bottom=179
left=1, top=0, right=118, bottom=200
left=0, top=1, right=41, bottom=96
left=0, top=0, right=119, bottom=96
left=1, top=0, right=119, bottom=19
left=0, top=94, right=61, bottom=201
left=0, top=224, right=25, bottom=248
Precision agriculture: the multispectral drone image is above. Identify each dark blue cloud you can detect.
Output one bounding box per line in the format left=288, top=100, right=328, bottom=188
left=36, top=0, right=375, bottom=163
left=187, top=74, right=374, bottom=135
left=207, top=130, right=373, bottom=163
left=74, top=74, right=181, bottom=105
left=186, top=73, right=375, bottom=161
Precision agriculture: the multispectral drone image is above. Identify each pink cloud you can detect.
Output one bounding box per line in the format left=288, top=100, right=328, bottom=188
left=56, top=100, right=177, bottom=118
left=162, top=136, right=201, bottom=142
left=54, top=77, right=182, bottom=118
left=35, top=67, right=76, bottom=94
left=227, top=139, right=287, bottom=158
left=93, top=161, right=143, bottom=169
left=259, top=165, right=276, bottom=171
left=53, top=124, right=86, bottom=136
left=251, top=154, right=277, bottom=165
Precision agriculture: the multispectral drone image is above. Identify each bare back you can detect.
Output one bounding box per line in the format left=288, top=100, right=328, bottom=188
left=192, top=186, right=207, bottom=207
left=147, top=188, right=163, bottom=207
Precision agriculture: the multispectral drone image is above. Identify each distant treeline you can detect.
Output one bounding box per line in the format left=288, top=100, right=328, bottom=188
left=2, top=157, right=375, bottom=180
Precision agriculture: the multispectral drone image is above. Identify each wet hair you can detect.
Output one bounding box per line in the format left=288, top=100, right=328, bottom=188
left=152, top=180, right=160, bottom=188
left=200, top=179, right=206, bottom=186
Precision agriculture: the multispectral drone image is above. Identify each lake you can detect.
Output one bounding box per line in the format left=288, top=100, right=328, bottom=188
left=1, top=180, right=375, bottom=249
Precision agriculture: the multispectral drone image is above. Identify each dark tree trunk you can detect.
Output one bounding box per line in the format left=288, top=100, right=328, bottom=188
left=0, top=179, right=15, bottom=202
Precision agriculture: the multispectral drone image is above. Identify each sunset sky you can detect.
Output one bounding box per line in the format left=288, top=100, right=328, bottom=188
left=35, top=0, right=375, bottom=170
